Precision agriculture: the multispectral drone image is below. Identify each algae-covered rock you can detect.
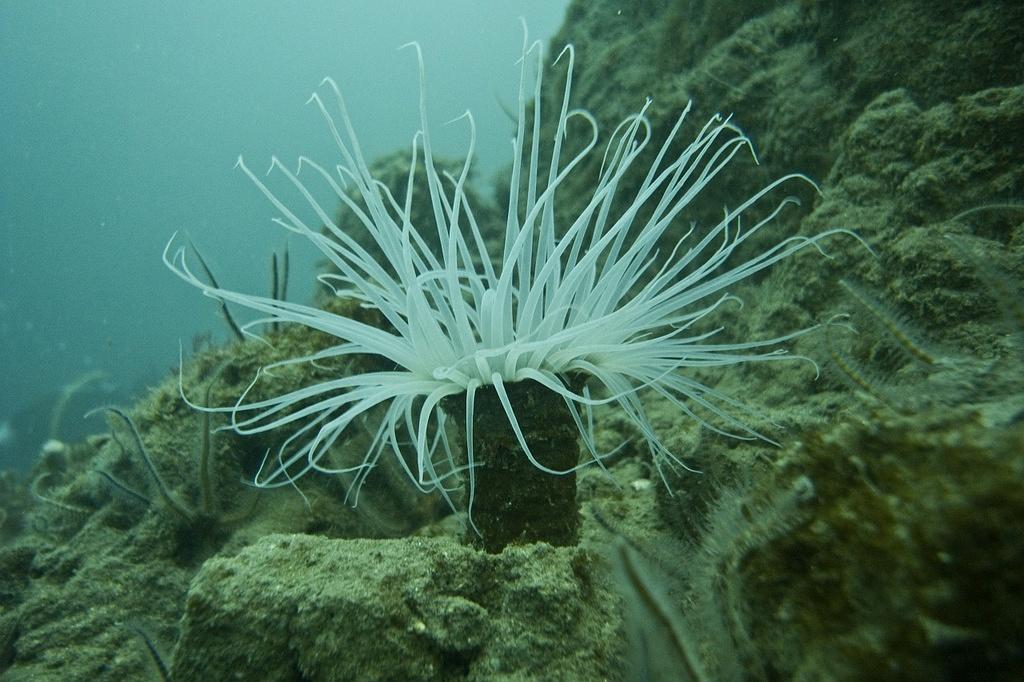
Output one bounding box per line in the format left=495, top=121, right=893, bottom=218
left=171, top=534, right=618, bottom=681
left=544, top=1, right=1024, bottom=679
left=746, top=411, right=1024, bottom=678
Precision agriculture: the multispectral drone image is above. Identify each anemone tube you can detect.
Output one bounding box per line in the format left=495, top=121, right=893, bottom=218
left=165, top=32, right=855, bottom=552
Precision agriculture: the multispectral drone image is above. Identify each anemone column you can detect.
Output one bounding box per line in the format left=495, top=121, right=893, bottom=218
left=447, top=379, right=580, bottom=553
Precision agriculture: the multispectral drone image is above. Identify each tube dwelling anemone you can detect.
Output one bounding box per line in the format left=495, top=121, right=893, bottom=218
left=165, top=32, right=855, bottom=552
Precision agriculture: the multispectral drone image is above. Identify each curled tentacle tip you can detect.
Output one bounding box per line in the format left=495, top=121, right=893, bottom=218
left=444, top=110, right=473, bottom=127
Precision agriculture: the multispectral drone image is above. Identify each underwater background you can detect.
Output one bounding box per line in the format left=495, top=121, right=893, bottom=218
left=2, top=0, right=1023, bottom=680
left=0, top=0, right=568, bottom=472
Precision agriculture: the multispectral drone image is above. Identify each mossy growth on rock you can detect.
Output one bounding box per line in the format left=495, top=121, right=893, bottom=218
left=171, top=534, right=620, bottom=681
left=738, top=410, right=1024, bottom=678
